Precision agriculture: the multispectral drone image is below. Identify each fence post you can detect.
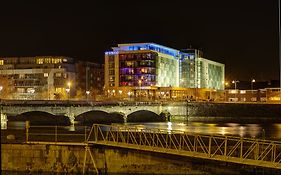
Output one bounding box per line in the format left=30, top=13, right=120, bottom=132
left=55, top=126, right=57, bottom=142
left=25, top=121, right=30, bottom=143
left=85, top=126, right=87, bottom=142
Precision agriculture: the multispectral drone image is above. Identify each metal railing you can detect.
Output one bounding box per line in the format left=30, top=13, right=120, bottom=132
left=25, top=121, right=88, bottom=145
left=24, top=123, right=281, bottom=169
left=86, top=124, right=281, bottom=169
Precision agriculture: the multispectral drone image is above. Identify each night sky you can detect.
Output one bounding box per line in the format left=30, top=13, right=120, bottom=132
left=0, top=0, right=279, bottom=81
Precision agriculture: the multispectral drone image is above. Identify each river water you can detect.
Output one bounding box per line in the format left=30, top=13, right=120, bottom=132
left=3, top=120, right=281, bottom=140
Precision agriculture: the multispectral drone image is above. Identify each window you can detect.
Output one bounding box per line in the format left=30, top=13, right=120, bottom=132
left=52, top=58, right=62, bottom=64
left=109, top=70, right=115, bottom=75
left=229, top=90, right=238, bottom=94
left=44, top=73, right=48, bottom=77
left=109, top=62, right=115, bottom=68
left=0, top=60, right=4, bottom=65
left=55, top=73, right=62, bottom=77
left=17, top=88, right=25, bottom=93
left=36, top=58, right=44, bottom=64
left=240, top=90, right=246, bottom=94
left=55, top=87, right=63, bottom=93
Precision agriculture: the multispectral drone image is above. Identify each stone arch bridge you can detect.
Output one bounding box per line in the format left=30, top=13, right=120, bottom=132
left=0, top=100, right=188, bottom=124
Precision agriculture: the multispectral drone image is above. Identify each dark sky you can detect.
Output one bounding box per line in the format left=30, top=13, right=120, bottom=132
left=0, top=0, right=280, bottom=81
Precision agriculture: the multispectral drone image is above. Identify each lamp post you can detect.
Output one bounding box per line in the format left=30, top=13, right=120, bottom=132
left=251, top=79, right=256, bottom=91
left=232, top=80, right=239, bottom=101
left=232, top=80, right=239, bottom=90
left=86, top=90, right=90, bottom=101
left=66, top=81, right=71, bottom=100
left=118, top=90, right=122, bottom=100
left=138, top=79, right=142, bottom=101
left=65, top=88, right=70, bottom=100
left=127, top=91, right=132, bottom=101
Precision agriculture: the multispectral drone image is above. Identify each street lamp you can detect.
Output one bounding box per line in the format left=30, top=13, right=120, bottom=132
left=118, top=90, right=122, bottom=100
left=86, top=90, right=90, bottom=101
left=66, top=82, right=71, bottom=100
left=232, top=80, right=239, bottom=90
left=138, top=79, right=142, bottom=101
left=251, top=79, right=256, bottom=91
left=65, top=88, right=70, bottom=100
left=127, top=91, right=132, bottom=101
left=232, top=80, right=239, bottom=101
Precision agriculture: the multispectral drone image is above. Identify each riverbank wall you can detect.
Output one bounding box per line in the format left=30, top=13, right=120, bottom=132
left=185, top=102, right=281, bottom=123
left=1, top=143, right=265, bottom=174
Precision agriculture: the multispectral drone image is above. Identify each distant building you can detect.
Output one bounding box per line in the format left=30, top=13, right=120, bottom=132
left=225, top=88, right=281, bottom=102
left=76, top=61, right=104, bottom=100
left=104, top=43, right=225, bottom=100
left=0, top=56, right=103, bottom=100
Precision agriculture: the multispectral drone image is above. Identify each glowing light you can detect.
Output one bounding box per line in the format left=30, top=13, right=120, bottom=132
left=105, top=51, right=118, bottom=55
left=167, top=122, right=172, bottom=133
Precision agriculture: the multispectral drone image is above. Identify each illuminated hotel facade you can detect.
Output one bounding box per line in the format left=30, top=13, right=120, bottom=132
left=104, top=43, right=225, bottom=100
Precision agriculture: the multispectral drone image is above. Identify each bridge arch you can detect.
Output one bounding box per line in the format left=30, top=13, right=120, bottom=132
left=9, top=111, right=70, bottom=125
left=127, top=110, right=166, bottom=122
left=75, top=110, right=124, bottom=125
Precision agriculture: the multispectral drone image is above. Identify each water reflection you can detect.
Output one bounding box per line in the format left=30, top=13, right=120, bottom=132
left=3, top=121, right=281, bottom=140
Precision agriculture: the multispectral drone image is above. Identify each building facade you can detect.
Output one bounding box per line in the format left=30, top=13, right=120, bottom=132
left=0, top=56, right=104, bottom=100
left=104, top=43, right=225, bottom=100
left=76, top=61, right=104, bottom=100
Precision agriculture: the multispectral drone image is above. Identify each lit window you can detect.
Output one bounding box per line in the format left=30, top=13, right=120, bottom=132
left=44, top=73, right=48, bottom=77
left=240, top=90, right=246, bottom=94
left=36, top=58, right=44, bottom=64
left=52, top=58, right=62, bottom=64
left=17, top=88, right=25, bottom=93
left=55, top=88, right=63, bottom=93
left=229, top=90, right=238, bottom=94
left=270, top=97, right=281, bottom=101
left=45, top=58, right=51, bottom=64
left=55, top=73, right=62, bottom=77
left=0, top=60, right=4, bottom=65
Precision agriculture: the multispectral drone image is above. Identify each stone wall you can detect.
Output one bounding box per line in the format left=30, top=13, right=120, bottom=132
left=187, top=102, right=281, bottom=122
left=1, top=143, right=252, bottom=174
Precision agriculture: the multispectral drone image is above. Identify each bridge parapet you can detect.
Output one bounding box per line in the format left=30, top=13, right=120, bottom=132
left=1, top=100, right=188, bottom=123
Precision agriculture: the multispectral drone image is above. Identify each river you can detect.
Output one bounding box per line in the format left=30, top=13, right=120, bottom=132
left=3, top=120, right=281, bottom=140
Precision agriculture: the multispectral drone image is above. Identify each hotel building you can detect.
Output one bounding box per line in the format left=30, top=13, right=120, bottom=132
left=104, top=43, right=225, bottom=100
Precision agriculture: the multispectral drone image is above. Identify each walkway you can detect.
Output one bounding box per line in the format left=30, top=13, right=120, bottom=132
left=25, top=123, right=281, bottom=170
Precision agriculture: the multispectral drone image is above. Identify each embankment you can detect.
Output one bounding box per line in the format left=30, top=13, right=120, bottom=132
left=187, top=102, right=281, bottom=123
left=1, top=143, right=265, bottom=174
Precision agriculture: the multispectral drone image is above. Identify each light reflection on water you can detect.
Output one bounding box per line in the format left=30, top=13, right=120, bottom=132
left=123, top=122, right=281, bottom=140
left=3, top=121, right=281, bottom=140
